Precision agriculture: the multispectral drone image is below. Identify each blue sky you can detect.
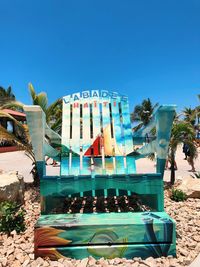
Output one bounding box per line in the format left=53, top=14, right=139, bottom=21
left=0, top=0, right=200, bottom=112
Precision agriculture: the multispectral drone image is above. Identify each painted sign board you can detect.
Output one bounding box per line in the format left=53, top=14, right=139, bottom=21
left=61, top=90, right=135, bottom=176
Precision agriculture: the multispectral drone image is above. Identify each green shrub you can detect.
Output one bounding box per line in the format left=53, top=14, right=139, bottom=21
left=170, top=188, right=187, bottom=202
left=0, top=201, right=26, bottom=234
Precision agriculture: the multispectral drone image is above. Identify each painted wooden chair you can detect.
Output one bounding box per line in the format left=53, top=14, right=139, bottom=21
left=24, top=90, right=176, bottom=260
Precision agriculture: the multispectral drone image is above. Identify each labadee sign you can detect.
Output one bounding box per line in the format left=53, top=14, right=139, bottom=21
left=63, top=90, right=128, bottom=104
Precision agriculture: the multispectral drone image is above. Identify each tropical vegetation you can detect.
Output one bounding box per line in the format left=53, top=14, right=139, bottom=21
left=170, top=188, right=187, bottom=202
left=0, top=85, right=199, bottom=186
left=0, top=201, right=26, bottom=234
left=131, top=98, right=158, bottom=131
left=169, top=119, right=197, bottom=184
left=132, top=95, right=199, bottom=185
left=0, top=86, right=27, bottom=146
left=0, top=84, right=62, bottom=185
left=28, top=83, right=62, bottom=134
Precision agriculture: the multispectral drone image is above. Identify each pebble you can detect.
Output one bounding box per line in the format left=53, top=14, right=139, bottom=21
left=63, top=259, right=74, bottom=267
left=23, top=259, right=30, bottom=267
left=76, top=258, right=89, bottom=267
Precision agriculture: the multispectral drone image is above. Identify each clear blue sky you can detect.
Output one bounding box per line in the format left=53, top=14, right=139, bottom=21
left=0, top=0, right=200, bottom=112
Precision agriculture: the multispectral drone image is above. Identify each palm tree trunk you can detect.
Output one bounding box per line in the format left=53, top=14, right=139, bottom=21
left=170, top=150, right=175, bottom=185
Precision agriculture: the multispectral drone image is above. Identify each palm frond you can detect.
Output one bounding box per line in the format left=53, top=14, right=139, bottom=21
left=0, top=111, right=30, bottom=142
left=169, top=121, right=197, bottom=159
left=131, top=98, right=159, bottom=126
left=28, top=83, right=36, bottom=101
left=35, top=92, right=48, bottom=112
left=0, top=125, right=28, bottom=149
left=1, top=100, right=24, bottom=111
left=45, top=98, right=62, bottom=122
left=6, top=86, right=15, bottom=99
left=50, top=117, right=62, bottom=134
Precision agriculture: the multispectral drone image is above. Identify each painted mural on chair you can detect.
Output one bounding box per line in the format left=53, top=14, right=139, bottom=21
left=61, top=90, right=136, bottom=175
left=35, top=212, right=176, bottom=260
left=24, top=90, right=176, bottom=261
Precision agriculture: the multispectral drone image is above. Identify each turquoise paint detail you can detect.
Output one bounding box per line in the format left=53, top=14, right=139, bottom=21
left=37, top=243, right=176, bottom=260
left=35, top=212, right=176, bottom=259
left=40, top=174, right=164, bottom=213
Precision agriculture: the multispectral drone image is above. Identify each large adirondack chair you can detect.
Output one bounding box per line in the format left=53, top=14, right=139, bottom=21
left=24, top=90, right=176, bottom=260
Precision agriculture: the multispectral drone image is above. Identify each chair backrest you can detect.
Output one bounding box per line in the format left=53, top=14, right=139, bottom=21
left=61, top=90, right=136, bottom=176
left=24, top=92, right=176, bottom=213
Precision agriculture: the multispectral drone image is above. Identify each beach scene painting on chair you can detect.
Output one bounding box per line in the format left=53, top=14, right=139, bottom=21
left=61, top=90, right=136, bottom=176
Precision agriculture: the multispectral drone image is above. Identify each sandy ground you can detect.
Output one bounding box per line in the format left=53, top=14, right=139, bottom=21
left=0, top=146, right=199, bottom=182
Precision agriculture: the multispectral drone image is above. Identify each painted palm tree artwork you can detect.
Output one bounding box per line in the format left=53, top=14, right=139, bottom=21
left=24, top=90, right=176, bottom=260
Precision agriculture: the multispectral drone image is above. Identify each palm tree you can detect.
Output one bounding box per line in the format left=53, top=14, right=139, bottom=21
left=0, top=86, right=26, bottom=143
left=0, top=86, right=39, bottom=184
left=182, top=107, right=196, bottom=126
left=0, top=84, right=62, bottom=186
left=169, top=120, right=198, bottom=185
left=28, top=83, right=62, bottom=133
left=0, top=86, right=15, bottom=104
left=131, top=98, right=158, bottom=130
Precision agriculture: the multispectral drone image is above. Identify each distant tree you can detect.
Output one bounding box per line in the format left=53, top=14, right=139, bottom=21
left=182, top=107, right=196, bottom=126
left=0, top=85, right=26, bottom=143
left=131, top=98, right=158, bottom=130
left=0, top=86, right=16, bottom=108
left=0, top=86, right=37, bottom=185
left=169, top=120, right=197, bottom=185
left=0, top=86, right=15, bottom=100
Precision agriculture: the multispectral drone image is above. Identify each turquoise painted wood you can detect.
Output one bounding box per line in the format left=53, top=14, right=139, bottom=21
left=40, top=174, right=164, bottom=214
left=24, top=90, right=176, bottom=261
left=35, top=212, right=176, bottom=259
left=37, top=243, right=175, bottom=260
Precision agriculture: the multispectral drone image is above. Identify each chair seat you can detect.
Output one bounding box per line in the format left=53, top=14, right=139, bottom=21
left=35, top=212, right=176, bottom=259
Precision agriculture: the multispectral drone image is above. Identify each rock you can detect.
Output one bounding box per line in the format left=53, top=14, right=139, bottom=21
left=114, top=258, right=122, bottom=264
left=176, top=176, right=200, bottom=198
left=0, top=171, right=25, bottom=204
left=15, top=253, right=25, bottom=263
left=57, top=262, right=64, bottom=267
left=88, top=256, right=96, bottom=265
left=63, top=259, right=74, bottom=267
left=7, top=247, right=14, bottom=256
left=76, top=258, right=88, bottom=267
left=13, top=260, right=22, bottom=267
left=31, top=261, right=41, bottom=267
left=97, top=258, right=109, bottom=267
left=43, top=261, right=50, bottom=267
left=1, top=258, right=7, bottom=267
left=29, top=253, right=35, bottom=260
left=133, top=257, right=142, bottom=261
left=10, top=230, right=17, bottom=236
left=144, top=257, right=156, bottom=267
left=179, top=248, right=189, bottom=257
left=50, top=261, right=64, bottom=267
left=23, top=259, right=30, bottom=267
left=8, top=254, right=15, bottom=262
left=36, top=257, right=45, bottom=265
left=131, top=262, right=139, bottom=267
